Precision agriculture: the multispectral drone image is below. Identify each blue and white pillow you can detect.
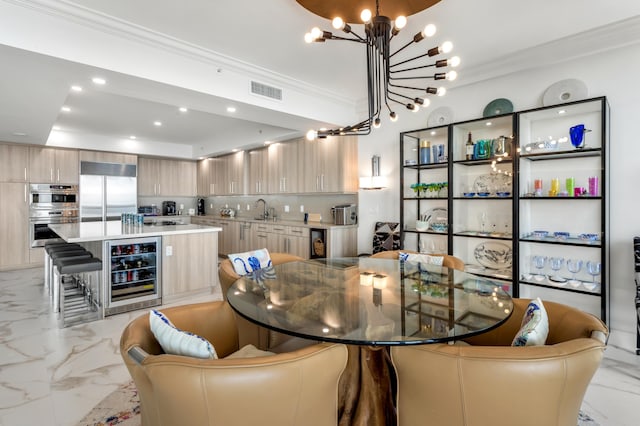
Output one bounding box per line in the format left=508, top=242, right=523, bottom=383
left=228, top=248, right=272, bottom=276
left=149, top=309, right=217, bottom=359
left=511, top=297, right=549, bottom=346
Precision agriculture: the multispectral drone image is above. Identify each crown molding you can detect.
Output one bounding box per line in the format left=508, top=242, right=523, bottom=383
left=456, top=14, right=640, bottom=88
left=4, top=0, right=356, bottom=109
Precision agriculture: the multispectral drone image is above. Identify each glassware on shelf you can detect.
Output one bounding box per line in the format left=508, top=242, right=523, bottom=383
left=586, top=261, right=602, bottom=289
left=532, top=255, right=547, bottom=281
left=569, top=124, right=591, bottom=149
left=548, top=257, right=566, bottom=284
left=478, top=211, right=489, bottom=234
left=566, top=259, right=583, bottom=288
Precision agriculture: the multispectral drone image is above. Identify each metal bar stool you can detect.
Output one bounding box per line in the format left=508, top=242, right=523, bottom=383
left=44, top=243, right=83, bottom=292
left=56, top=257, right=103, bottom=328
left=50, top=249, right=92, bottom=312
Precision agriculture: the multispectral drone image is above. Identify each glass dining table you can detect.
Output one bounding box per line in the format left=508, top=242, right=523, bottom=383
left=227, top=257, right=514, bottom=426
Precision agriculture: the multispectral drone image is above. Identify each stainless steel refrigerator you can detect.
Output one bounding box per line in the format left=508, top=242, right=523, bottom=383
left=79, top=161, right=137, bottom=222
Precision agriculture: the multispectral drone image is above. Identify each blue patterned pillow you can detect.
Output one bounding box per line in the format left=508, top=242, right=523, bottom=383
left=228, top=248, right=272, bottom=276
left=511, top=298, right=549, bottom=346
left=149, top=310, right=217, bottom=359
left=399, top=252, right=444, bottom=266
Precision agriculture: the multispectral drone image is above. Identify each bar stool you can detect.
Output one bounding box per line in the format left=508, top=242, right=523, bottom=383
left=50, top=249, right=92, bottom=312
left=56, top=257, right=103, bottom=328
left=44, top=243, right=83, bottom=292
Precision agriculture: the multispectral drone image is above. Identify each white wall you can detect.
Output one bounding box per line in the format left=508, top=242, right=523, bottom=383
left=357, top=43, right=640, bottom=350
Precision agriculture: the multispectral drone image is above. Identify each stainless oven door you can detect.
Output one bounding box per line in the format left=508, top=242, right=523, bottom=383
left=29, top=217, right=77, bottom=248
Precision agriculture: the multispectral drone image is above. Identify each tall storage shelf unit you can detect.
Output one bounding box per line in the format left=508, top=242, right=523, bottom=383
left=400, top=125, right=450, bottom=256
left=450, top=114, right=516, bottom=293
left=516, top=97, right=609, bottom=323
left=399, top=96, right=609, bottom=322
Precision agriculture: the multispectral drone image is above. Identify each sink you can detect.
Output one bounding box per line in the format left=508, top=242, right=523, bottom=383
left=145, top=220, right=186, bottom=226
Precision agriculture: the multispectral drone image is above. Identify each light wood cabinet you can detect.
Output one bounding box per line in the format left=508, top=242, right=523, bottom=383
left=79, top=150, right=137, bottom=165
left=248, top=148, right=269, bottom=194
left=326, top=227, right=357, bottom=257
left=0, top=182, right=29, bottom=269
left=162, top=232, right=218, bottom=298
left=220, top=152, right=245, bottom=195
left=302, top=136, right=358, bottom=193
left=138, top=157, right=196, bottom=196
left=0, top=144, right=29, bottom=182
left=197, top=159, right=212, bottom=196
left=268, top=140, right=300, bottom=193
left=29, top=147, right=78, bottom=184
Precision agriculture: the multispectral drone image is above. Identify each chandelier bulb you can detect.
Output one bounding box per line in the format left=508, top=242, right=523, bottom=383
left=373, top=118, right=381, bottom=129
left=390, top=112, right=398, bottom=122
left=360, top=9, right=372, bottom=24
left=332, top=17, right=344, bottom=30
left=311, top=27, right=322, bottom=40
left=441, top=41, right=453, bottom=54
left=450, top=56, right=461, bottom=67
left=446, top=70, right=458, bottom=81
left=304, top=32, right=314, bottom=43
left=306, top=129, right=318, bottom=141
left=423, top=24, right=437, bottom=38
left=437, top=87, right=447, bottom=96
left=422, top=98, right=431, bottom=107
left=394, top=16, right=407, bottom=31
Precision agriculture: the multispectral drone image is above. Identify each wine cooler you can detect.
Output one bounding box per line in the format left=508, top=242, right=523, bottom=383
left=105, top=237, right=162, bottom=315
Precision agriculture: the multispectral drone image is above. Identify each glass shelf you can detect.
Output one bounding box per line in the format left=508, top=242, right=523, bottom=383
left=454, top=231, right=512, bottom=241
left=520, top=147, right=601, bottom=161
left=519, top=235, right=602, bottom=248
left=519, top=278, right=600, bottom=296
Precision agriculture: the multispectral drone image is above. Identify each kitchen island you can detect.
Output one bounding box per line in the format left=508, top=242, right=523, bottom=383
left=50, top=220, right=221, bottom=315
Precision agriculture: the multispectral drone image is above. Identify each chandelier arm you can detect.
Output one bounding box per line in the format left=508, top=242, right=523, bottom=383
left=390, top=76, right=438, bottom=81
left=323, top=35, right=366, bottom=43
left=390, top=64, right=437, bottom=73
left=389, top=39, right=415, bottom=58
left=387, top=89, right=417, bottom=102
left=389, top=51, right=433, bottom=68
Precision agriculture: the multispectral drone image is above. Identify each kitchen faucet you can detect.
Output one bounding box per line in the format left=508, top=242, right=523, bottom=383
left=255, top=198, right=268, bottom=219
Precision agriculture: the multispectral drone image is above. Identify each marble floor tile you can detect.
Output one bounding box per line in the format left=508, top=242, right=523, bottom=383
left=0, top=267, right=639, bottom=425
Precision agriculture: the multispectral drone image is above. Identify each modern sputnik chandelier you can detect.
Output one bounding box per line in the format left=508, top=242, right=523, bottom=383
left=301, top=0, right=459, bottom=140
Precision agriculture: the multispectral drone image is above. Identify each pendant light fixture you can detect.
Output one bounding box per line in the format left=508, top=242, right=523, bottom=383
left=298, top=0, right=459, bottom=140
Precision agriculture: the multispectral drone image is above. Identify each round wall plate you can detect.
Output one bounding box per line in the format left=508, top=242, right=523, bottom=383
left=427, top=107, right=454, bottom=127
left=482, top=98, right=513, bottom=117
left=542, top=79, right=588, bottom=106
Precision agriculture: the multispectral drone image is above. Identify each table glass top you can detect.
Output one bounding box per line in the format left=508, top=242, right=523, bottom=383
left=227, top=257, right=513, bottom=346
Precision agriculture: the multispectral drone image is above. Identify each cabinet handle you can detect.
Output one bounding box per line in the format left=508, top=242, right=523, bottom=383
left=57, top=169, right=60, bottom=182
left=321, top=174, right=325, bottom=191
left=283, top=177, right=286, bottom=192
left=50, top=168, right=53, bottom=182
left=24, top=184, right=27, bottom=203
left=24, top=167, right=27, bottom=181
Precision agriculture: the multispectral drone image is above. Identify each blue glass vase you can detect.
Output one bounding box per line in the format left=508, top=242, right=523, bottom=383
left=569, top=124, right=586, bottom=149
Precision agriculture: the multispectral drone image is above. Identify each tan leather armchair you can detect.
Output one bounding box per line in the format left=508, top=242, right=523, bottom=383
left=370, top=249, right=465, bottom=271
left=120, top=301, right=348, bottom=426
left=390, top=298, right=608, bottom=426
left=219, top=252, right=309, bottom=351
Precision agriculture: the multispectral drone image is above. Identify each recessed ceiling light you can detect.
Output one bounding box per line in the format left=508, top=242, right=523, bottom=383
left=52, top=126, right=61, bottom=131
left=430, top=131, right=436, bottom=136
left=264, top=141, right=273, bottom=145
left=558, top=110, right=566, bottom=114
left=153, top=121, right=162, bottom=126
left=12, top=132, right=27, bottom=136
left=179, top=107, right=188, bottom=113
left=486, top=122, right=492, bottom=126
left=71, top=85, right=83, bottom=92
left=92, top=77, right=106, bottom=85
left=227, top=107, right=236, bottom=113
left=231, top=148, right=239, bottom=152
left=129, top=135, right=137, bottom=140
left=61, top=106, right=71, bottom=112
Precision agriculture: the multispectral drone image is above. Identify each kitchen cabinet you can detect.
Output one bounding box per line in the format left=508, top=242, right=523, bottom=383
left=162, top=232, right=218, bottom=298
left=251, top=222, right=310, bottom=258
left=0, top=144, right=29, bottom=182
left=248, top=148, right=269, bottom=194
left=399, top=96, right=609, bottom=322
left=29, top=146, right=78, bottom=184
left=79, top=150, right=137, bottom=165
left=223, top=152, right=245, bottom=195
left=268, top=140, right=299, bottom=193
left=302, top=136, right=358, bottom=193
left=0, top=182, right=29, bottom=269
left=138, top=157, right=196, bottom=196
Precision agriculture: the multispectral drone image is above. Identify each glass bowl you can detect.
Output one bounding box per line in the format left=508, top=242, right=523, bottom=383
left=532, top=230, right=548, bottom=239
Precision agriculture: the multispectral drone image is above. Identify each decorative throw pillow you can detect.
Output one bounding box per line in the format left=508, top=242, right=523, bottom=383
left=511, top=297, right=549, bottom=346
left=224, top=344, right=275, bottom=359
left=228, top=248, right=272, bottom=276
left=399, top=252, right=445, bottom=266
left=149, top=310, right=217, bottom=359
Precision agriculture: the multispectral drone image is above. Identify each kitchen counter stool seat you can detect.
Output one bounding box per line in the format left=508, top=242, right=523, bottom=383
left=50, top=249, right=92, bottom=312
left=44, top=243, right=83, bottom=291
left=56, top=257, right=103, bottom=328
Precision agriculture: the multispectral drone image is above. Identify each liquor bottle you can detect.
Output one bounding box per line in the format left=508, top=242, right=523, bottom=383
left=465, top=132, right=474, bottom=160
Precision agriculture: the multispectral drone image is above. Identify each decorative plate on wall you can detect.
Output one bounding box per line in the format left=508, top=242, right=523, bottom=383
left=542, top=79, right=588, bottom=106
left=482, top=98, right=513, bottom=117
left=427, top=107, right=454, bottom=127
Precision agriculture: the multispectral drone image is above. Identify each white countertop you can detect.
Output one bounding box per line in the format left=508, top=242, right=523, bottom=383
left=50, top=220, right=221, bottom=243
left=191, top=215, right=358, bottom=229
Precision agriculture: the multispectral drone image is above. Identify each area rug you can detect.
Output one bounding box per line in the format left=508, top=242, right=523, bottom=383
left=77, top=381, right=600, bottom=426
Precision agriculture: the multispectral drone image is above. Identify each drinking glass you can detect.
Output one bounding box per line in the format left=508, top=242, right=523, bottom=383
left=586, top=261, right=601, bottom=283
left=532, top=255, right=547, bottom=280
left=549, top=257, right=566, bottom=283
left=566, top=259, right=583, bottom=287
left=478, top=212, right=488, bottom=233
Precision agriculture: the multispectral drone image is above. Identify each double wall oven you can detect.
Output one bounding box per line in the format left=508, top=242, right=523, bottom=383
left=29, top=184, right=79, bottom=247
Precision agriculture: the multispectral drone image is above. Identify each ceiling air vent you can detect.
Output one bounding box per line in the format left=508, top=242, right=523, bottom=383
left=251, top=81, right=282, bottom=101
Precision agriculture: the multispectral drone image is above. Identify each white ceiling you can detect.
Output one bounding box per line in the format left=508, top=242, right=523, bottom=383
left=1, top=0, right=639, bottom=158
